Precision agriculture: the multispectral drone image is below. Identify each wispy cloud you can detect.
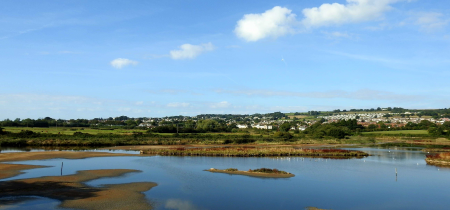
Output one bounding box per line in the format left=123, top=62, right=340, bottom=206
left=414, top=12, right=449, bottom=32
left=110, top=58, right=138, bottom=69
left=324, top=50, right=404, bottom=65
left=208, top=101, right=231, bottom=109
left=170, top=43, right=215, bottom=60
left=147, top=89, right=202, bottom=95
left=322, top=31, right=359, bottom=40
left=215, top=88, right=420, bottom=102
left=166, top=102, right=191, bottom=108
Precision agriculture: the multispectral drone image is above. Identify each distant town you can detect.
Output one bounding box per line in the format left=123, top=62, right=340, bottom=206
left=1, top=107, right=449, bottom=132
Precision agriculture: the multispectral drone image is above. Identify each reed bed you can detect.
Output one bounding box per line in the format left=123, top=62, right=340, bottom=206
left=141, top=147, right=369, bottom=157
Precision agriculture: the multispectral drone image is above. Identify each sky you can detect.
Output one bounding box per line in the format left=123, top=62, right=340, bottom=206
left=1, top=0, right=450, bottom=119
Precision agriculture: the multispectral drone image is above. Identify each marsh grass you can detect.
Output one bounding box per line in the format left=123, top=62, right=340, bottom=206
left=142, top=147, right=369, bottom=157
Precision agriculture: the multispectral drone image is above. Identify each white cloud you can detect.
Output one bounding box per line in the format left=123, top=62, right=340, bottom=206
left=167, top=102, right=190, bottom=108
left=415, top=12, right=448, bottom=32
left=110, top=58, right=138, bottom=69
left=302, top=0, right=399, bottom=27
left=170, top=43, right=214, bottom=60
left=234, top=6, right=297, bottom=42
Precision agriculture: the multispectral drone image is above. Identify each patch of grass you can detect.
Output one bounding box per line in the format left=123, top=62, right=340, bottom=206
left=361, top=130, right=428, bottom=135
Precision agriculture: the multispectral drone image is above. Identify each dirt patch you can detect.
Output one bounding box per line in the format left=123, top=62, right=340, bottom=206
left=0, top=169, right=157, bottom=210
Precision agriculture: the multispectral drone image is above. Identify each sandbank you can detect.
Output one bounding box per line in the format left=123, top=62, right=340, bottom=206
left=0, top=163, right=46, bottom=179
left=0, top=169, right=157, bottom=210
left=0, top=151, right=139, bottom=180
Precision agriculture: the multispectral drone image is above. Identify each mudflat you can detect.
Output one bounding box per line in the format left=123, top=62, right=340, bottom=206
left=0, top=169, right=156, bottom=210
left=0, top=163, right=46, bottom=179
left=0, top=151, right=138, bottom=162
left=0, top=151, right=139, bottom=180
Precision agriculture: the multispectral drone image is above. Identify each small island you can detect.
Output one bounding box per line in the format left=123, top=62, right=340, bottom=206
left=141, top=147, right=369, bottom=158
left=206, top=168, right=295, bottom=178
left=426, top=152, right=450, bottom=166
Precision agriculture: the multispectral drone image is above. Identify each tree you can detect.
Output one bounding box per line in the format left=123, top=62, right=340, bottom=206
left=125, top=120, right=137, bottom=127
left=279, top=122, right=291, bottom=132
left=327, top=127, right=347, bottom=139
left=368, top=124, right=377, bottom=130
left=428, top=127, right=444, bottom=137
left=196, top=119, right=219, bottom=132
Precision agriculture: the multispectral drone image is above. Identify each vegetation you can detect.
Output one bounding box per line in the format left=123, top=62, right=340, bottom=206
left=207, top=167, right=294, bottom=178
left=426, top=152, right=450, bottom=166
left=248, top=168, right=290, bottom=174
left=141, top=147, right=369, bottom=157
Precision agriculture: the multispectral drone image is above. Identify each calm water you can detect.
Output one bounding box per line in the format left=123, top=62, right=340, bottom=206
left=1, top=147, right=449, bottom=210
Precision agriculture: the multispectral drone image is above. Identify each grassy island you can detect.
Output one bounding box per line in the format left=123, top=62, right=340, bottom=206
left=141, top=147, right=369, bottom=157
left=422, top=148, right=450, bottom=153
left=206, top=168, right=294, bottom=178
left=426, top=152, right=450, bottom=166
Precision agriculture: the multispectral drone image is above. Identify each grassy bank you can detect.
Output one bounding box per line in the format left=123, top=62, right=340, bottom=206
left=141, top=147, right=369, bottom=157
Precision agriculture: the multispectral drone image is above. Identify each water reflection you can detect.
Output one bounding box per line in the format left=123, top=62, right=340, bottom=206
left=1, top=147, right=450, bottom=210
left=165, top=199, right=200, bottom=210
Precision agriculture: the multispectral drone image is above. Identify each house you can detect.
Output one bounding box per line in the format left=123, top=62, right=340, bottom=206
left=237, top=124, right=248, bottom=129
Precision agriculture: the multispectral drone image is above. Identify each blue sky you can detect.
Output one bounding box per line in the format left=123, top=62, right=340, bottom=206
left=1, top=0, right=449, bottom=119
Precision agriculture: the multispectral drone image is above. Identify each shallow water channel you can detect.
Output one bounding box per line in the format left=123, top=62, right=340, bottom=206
left=1, top=147, right=449, bottom=210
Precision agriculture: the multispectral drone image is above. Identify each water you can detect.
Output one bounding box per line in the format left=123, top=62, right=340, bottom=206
left=1, top=147, right=449, bottom=210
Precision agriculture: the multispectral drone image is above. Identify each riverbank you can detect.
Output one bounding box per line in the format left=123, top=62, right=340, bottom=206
left=0, top=169, right=157, bottom=210
left=206, top=168, right=295, bottom=178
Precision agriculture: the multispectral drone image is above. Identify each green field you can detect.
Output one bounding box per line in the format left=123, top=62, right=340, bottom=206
left=361, top=130, right=428, bottom=135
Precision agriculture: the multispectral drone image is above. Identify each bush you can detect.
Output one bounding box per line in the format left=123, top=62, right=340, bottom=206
left=273, top=131, right=293, bottom=140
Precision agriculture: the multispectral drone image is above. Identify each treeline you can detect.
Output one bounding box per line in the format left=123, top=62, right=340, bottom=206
left=0, top=129, right=284, bottom=146
left=302, top=119, right=363, bottom=139
left=0, top=117, right=143, bottom=128
left=150, top=119, right=238, bottom=133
